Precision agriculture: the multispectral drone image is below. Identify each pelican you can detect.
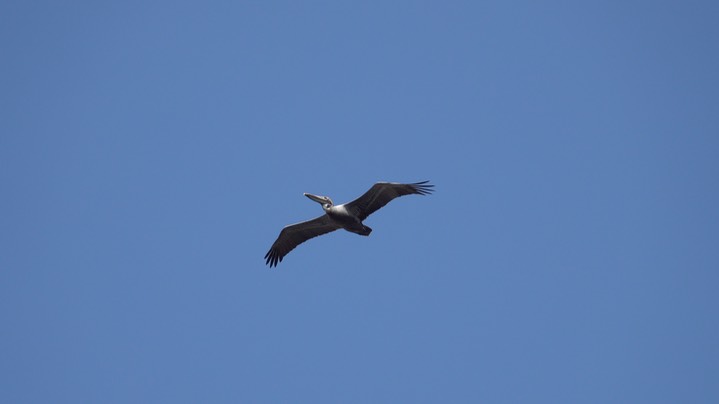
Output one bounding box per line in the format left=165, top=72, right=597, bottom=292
left=265, top=181, right=434, bottom=267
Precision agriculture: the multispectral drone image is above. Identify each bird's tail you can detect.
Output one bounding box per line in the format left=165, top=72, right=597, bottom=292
left=360, top=225, right=372, bottom=236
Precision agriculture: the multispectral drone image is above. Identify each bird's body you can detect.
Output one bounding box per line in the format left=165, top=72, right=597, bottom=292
left=324, top=204, right=371, bottom=235
left=265, top=181, right=434, bottom=267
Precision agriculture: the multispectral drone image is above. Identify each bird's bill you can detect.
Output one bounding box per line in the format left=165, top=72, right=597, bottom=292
left=304, top=193, right=326, bottom=204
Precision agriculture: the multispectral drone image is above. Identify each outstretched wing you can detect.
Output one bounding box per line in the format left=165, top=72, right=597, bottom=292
left=265, top=215, right=341, bottom=267
left=345, top=181, right=434, bottom=221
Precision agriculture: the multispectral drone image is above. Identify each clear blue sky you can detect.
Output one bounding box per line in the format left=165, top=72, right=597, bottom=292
left=2, top=1, right=718, bottom=403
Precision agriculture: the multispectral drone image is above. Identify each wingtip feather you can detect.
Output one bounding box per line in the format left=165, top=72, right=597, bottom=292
left=410, top=180, right=435, bottom=195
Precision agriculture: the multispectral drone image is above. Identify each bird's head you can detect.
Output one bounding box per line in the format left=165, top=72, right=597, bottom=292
left=304, top=193, right=333, bottom=209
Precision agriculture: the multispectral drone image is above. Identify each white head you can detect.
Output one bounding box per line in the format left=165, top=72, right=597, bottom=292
left=304, top=193, right=333, bottom=210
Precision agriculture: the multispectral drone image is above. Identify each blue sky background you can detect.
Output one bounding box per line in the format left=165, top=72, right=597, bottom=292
left=2, top=1, right=718, bottom=403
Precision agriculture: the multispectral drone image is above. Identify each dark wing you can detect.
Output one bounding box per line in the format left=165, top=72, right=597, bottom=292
left=345, top=181, right=434, bottom=221
left=265, top=214, right=341, bottom=267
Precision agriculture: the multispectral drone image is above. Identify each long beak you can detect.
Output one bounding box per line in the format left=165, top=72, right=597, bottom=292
left=304, top=193, right=326, bottom=204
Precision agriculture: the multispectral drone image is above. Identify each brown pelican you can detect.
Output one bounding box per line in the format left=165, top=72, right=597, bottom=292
left=265, top=181, right=434, bottom=267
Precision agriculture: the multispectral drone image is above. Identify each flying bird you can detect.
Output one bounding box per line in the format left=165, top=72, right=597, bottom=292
left=265, top=181, right=434, bottom=267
